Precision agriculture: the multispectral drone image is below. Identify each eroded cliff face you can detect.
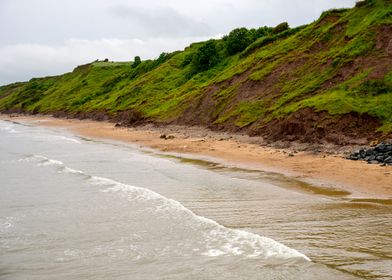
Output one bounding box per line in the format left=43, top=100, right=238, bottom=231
left=1, top=0, right=391, bottom=145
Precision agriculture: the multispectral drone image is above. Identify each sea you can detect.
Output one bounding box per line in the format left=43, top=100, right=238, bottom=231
left=0, top=119, right=391, bottom=280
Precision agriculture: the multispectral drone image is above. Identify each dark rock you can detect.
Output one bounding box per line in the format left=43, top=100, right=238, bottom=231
left=160, top=134, right=175, bottom=140
left=348, top=144, right=392, bottom=165
left=375, top=143, right=387, bottom=152
left=365, top=149, right=374, bottom=156
left=376, top=156, right=385, bottom=162
left=368, top=155, right=376, bottom=161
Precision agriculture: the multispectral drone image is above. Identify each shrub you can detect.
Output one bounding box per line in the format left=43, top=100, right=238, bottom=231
left=156, top=52, right=170, bottom=65
left=181, top=54, right=193, bottom=67
left=355, top=0, right=375, bottom=8
left=359, top=80, right=391, bottom=95
left=240, top=25, right=306, bottom=58
left=224, top=28, right=254, bottom=55
left=132, top=56, right=141, bottom=68
left=191, top=40, right=220, bottom=72
left=272, top=22, right=289, bottom=34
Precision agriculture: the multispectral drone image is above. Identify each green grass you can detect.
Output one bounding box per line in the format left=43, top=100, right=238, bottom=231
left=215, top=100, right=266, bottom=128
left=1, top=0, right=391, bottom=137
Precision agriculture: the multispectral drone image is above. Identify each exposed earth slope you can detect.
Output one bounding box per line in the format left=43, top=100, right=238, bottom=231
left=1, top=0, right=391, bottom=144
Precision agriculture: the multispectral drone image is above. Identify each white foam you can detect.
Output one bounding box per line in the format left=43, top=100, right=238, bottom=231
left=92, top=175, right=310, bottom=261
left=32, top=134, right=81, bottom=144
left=0, top=216, right=18, bottom=231
left=15, top=154, right=310, bottom=261
left=19, top=155, right=81, bottom=173
left=18, top=155, right=65, bottom=167
left=38, top=159, right=64, bottom=167
left=62, top=167, right=85, bottom=175
left=52, top=135, right=81, bottom=144
left=0, top=125, right=19, bottom=134
left=18, top=155, right=48, bottom=163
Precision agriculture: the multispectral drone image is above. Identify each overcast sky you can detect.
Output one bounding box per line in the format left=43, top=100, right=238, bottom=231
left=0, top=0, right=357, bottom=85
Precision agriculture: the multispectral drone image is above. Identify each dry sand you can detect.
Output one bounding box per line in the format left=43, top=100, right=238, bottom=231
left=2, top=114, right=392, bottom=198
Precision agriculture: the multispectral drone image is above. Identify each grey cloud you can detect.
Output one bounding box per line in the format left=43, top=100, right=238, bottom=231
left=0, top=0, right=357, bottom=85
left=110, top=5, right=212, bottom=38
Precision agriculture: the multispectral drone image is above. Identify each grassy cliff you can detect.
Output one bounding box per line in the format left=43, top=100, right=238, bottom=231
left=1, top=0, right=391, bottom=144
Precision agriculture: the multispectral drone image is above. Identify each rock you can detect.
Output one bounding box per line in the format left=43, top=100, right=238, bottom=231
left=385, top=156, right=392, bottom=163
left=376, top=156, right=385, bottom=162
left=375, top=143, right=387, bottom=152
left=160, top=134, right=167, bottom=139
left=365, top=149, right=374, bottom=156
left=368, top=155, right=376, bottom=161
left=348, top=144, right=392, bottom=165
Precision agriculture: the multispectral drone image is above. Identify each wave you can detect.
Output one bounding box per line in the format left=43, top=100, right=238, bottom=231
left=0, top=124, right=19, bottom=134
left=49, top=135, right=81, bottom=144
left=22, top=154, right=310, bottom=262
left=91, top=176, right=311, bottom=262
left=18, top=155, right=87, bottom=177
left=32, top=135, right=81, bottom=144
left=18, top=155, right=64, bottom=167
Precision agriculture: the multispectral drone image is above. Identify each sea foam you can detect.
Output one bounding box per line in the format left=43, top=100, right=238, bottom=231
left=91, top=175, right=311, bottom=261
left=0, top=124, right=19, bottom=134
left=23, top=154, right=310, bottom=262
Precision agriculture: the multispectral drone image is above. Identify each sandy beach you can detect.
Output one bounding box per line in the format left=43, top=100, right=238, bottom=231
left=2, top=114, right=391, bottom=198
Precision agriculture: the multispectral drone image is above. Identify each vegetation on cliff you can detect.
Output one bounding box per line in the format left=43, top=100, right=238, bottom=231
left=1, top=0, right=391, bottom=144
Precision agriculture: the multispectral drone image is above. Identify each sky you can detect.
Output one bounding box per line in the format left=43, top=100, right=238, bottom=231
left=0, top=0, right=357, bottom=85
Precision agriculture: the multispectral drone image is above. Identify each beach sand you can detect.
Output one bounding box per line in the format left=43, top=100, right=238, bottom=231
left=2, top=114, right=391, bottom=198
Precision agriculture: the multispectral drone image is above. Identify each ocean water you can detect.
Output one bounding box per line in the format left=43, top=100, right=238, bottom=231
left=0, top=120, right=391, bottom=280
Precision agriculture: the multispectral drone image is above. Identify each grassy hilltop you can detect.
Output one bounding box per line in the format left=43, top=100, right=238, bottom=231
left=1, top=0, right=391, bottom=144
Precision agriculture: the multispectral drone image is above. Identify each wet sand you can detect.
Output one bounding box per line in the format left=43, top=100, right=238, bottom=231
left=2, top=114, right=392, bottom=198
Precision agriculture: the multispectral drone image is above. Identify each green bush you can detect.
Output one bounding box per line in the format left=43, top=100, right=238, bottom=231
left=191, top=40, right=220, bottom=72
left=181, top=54, right=193, bottom=67
left=132, top=56, right=141, bottom=68
left=253, top=26, right=273, bottom=38
left=359, top=80, right=391, bottom=95
left=355, top=0, right=375, bottom=8
left=240, top=25, right=306, bottom=58
left=272, top=22, right=289, bottom=34
left=224, top=28, right=254, bottom=55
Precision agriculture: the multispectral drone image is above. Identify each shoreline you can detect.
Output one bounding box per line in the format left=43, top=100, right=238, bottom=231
left=2, top=114, right=392, bottom=198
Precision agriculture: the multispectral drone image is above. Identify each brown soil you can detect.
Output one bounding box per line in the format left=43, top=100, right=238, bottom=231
left=260, top=108, right=383, bottom=145
left=2, top=23, right=391, bottom=149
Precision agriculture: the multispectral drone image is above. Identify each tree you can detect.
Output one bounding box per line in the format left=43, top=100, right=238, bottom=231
left=224, top=28, right=253, bottom=55
left=254, top=26, right=273, bottom=38
left=132, top=56, right=141, bottom=68
left=191, top=40, right=220, bottom=72
left=272, top=22, right=289, bottom=34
